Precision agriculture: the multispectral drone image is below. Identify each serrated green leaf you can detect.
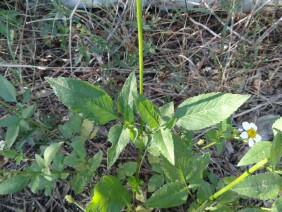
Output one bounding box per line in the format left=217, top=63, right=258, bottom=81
left=175, top=93, right=250, bottom=130
left=117, top=72, right=137, bottom=124
left=161, top=134, right=192, bottom=182
left=28, top=174, right=54, bottom=195
left=86, top=152, right=102, bottom=177
left=0, top=175, right=30, bottom=195
left=232, top=173, right=282, bottom=200
left=271, top=131, right=282, bottom=170
left=187, top=153, right=210, bottom=185
left=59, top=114, right=82, bottom=139
left=159, top=102, right=176, bottom=128
left=272, top=196, right=282, bottom=212
left=71, top=172, right=87, bottom=194
left=46, top=77, right=117, bottom=125
left=5, top=124, right=19, bottom=148
left=136, top=95, right=160, bottom=128
left=197, top=181, right=213, bottom=203
left=1, top=149, right=17, bottom=158
left=148, top=174, right=164, bottom=192
left=22, top=88, right=31, bottom=104
left=272, top=117, right=282, bottom=136
left=271, top=117, right=282, bottom=170
left=159, top=102, right=174, bottom=120
left=19, top=119, right=29, bottom=131
left=26, top=163, right=54, bottom=195
left=145, top=182, right=188, bottom=208
left=29, top=176, right=41, bottom=193
left=238, top=141, right=271, bottom=166
left=42, top=167, right=52, bottom=181
left=64, top=155, right=84, bottom=168
left=44, top=142, right=63, bottom=166
left=21, top=105, right=35, bottom=119
left=0, top=115, right=19, bottom=127
left=0, top=75, right=17, bottom=102
left=52, top=152, right=68, bottom=179
left=153, top=128, right=174, bottom=165
left=85, top=176, right=131, bottom=212
left=81, top=119, right=94, bottom=139
left=107, top=125, right=131, bottom=168
left=71, top=136, right=87, bottom=159
left=161, top=157, right=183, bottom=182
left=35, top=154, right=46, bottom=167
left=123, top=161, right=137, bottom=177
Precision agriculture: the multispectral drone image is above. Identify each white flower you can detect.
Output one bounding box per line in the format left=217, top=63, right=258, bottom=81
left=0, top=140, right=5, bottom=150
left=239, top=122, right=262, bottom=147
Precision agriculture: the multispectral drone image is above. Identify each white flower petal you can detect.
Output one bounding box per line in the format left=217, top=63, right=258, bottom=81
left=254, top=134, right=262, bottom=142
left=242, top=122, right=251, bottom=130
left=248, top=138, right=255, bottom=147
left=240, top=131, right=248, bottom=139
left=249, top=123, right=257, bottom=131
left=238, top=128, right=243, bottom=132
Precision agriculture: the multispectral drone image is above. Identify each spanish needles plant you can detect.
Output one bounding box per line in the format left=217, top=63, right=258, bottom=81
left=0, top=0, right=282, bottom=211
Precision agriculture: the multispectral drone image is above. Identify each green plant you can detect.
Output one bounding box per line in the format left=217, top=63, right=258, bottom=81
left=0, top=75, right=102, bottom=197
left=43, top=71, right=282, bottom=211
left=0, top=1, right=282, bottom=212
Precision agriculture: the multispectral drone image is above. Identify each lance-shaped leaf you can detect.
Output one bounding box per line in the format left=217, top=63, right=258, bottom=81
left=117, top=72, right=138, bottom=124
left=272, top=117, right=282, bottom=136
left=85, top=176, right=131, bottom=212
left=161, top=134, right=192, bottom=182
left=145, top=182, right=188, bottom=208
left=271, top=117, right=282, bottom=170
left=107, top=125, right=131, bottom=168
left=159, top=102, right=174, bottom=120
left=46, top=77, right=117, bottom=125
left=135, top=94, right=160, bottom=128
left=44, top=142, right=63, bottom=166
left=0, top=75, right=17, bottom=102
left=153, top=128, right=174, bottom=165
left=232, top=173, right=282, bottom=200
left=175, top=93, right=250, bottom=130
left=0, top=115, right=19, bottom=127
left=0, top=175, right=30, bottom=195
left=5, top=124, right=20, bottom=148
left=238, top=141, right=271, bottom=166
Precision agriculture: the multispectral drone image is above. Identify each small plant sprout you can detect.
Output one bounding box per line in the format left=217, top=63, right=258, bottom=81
left=240, top=122, right=262, bottom=147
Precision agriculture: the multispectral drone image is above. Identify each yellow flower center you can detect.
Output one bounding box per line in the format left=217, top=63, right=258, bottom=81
left=247, top=128, right=257, bottom=138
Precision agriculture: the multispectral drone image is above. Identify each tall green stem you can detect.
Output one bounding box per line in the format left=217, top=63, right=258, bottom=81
left=133, top=0, right=144, bottom=210
left=136, top=0, right=144, bottom=95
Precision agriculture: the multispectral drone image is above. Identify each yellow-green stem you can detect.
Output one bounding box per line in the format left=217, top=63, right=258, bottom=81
left=209, top=158, right=269, bottom=200
left=133, top=0, right=144, bottom=210
left=136, top=0, right=144, bottom=95
left=201, top=141, right=216, bottom=150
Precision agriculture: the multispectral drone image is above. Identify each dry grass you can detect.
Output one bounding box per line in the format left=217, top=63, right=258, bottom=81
left=0, top=1, right=281, bottom=211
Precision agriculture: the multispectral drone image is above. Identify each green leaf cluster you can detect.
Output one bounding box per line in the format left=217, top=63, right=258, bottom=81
left=2, top=72, right=279, bottom=211
left=0, top=10, right=23, bottom=39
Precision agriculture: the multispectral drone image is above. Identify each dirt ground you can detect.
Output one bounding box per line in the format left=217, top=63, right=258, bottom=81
left=0, top=1, right=281, bottom=211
